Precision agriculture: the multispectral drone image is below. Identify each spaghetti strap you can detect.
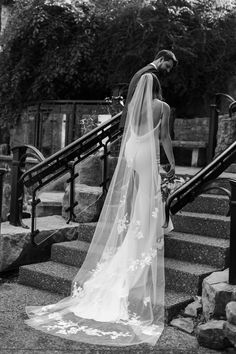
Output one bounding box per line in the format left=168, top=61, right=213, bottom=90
left=160, top=101, right=164, bottom=120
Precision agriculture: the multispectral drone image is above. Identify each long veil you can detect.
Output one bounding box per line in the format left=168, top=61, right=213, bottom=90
left=25, top=73, right=172, bottom=346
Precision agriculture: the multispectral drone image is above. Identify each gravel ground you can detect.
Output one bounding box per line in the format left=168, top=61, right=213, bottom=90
left=0, top=271, right=232, bottom=354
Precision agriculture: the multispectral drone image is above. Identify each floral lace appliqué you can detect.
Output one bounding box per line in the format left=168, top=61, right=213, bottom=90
left=48, top=313, right=62, bottom=320
left=128, top=248, right=157, bottom=272
left=42, top=319, right=132, bottom=339
left=117, top=213, right=129, bottom=235
left=72, top=282, right=84, bottom=298
left=152, top=207, right=159, bottom=218
left=119, top=194, right=126, bottom=206
left=125, top=312, right=162, bottom=337
left=33, top=304, right=55, bottom=316
left=132, top=219, right=144, bottom=239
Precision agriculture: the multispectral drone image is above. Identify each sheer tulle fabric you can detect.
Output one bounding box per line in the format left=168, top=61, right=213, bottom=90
left=25, top=74, right=173, bottom=346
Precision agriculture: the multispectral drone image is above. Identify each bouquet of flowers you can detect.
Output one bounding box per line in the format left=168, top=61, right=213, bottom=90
left=161, top=173, right=189, bottom=202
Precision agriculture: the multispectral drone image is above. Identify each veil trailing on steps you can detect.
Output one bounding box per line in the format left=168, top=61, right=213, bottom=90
left=25, top=73, right=173, bottom=346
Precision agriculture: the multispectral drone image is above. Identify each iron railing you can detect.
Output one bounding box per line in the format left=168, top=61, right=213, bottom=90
left=9, top=145, right=45, bottom=228
left=229, top=101, right=236, bottom=117
left=11, top=112, right=122, bottom=245
left=229, top=180, right=236, bottom=284
left=25, top=100, right=115, bottom=153
left=165, top=140, right=236, bottom=284
left=8, top=94, right=236, bottom=283
left=0, top=168, right=7, bottom=234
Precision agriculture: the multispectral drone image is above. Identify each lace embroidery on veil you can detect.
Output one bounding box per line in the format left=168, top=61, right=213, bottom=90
left=25, top=73, right=173, bottom=346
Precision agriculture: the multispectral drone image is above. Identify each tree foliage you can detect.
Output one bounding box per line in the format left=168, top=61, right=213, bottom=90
left=0, top=0, right=235, bottom=126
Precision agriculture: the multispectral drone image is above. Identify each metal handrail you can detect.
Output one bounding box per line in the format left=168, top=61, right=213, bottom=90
left=165, top=140, right=236, bottom=220
left=9, top=145, right=45, bottom=227
left=165, top=141, right=236, bottom=285
left=21, top=112, right=122, bottom=188
left=214, top=92, right=235, bottom=105
left=25, top=99, right=112, bottom=105
left=0, top=168, right=7, bottom=234
left=229, top=101, right=236, bottom=117
left=16, top=111, right=122, bottom=244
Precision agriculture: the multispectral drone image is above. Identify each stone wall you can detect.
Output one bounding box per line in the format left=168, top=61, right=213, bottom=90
left=173, top=117, right=209, bottom=142
left=214, top=113, right=236, bottom=157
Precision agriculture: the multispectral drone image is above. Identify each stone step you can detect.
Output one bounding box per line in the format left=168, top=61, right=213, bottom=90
left=19, top=248, right=216, bottom=297
left=0, top=215, right=80, bottom=273
left=165, top=232, right=229, bottom=268
left=36, top=189, right=230, bottom=218
left=225, top=163, right=236, bottom=173
left=182, top=193, right=229, bottom=216
left=174, top=165, right=235, bottom=181
left=51, top=240, right=89, bottom=267
left=18, top=260, right=193, bottom=322
left=174, top=166, right=234, bottom=196
left=172, top=211, right=230, bottom=239
left=51, top=233, right=229, bottom=270
left=164, top=258, right=216, bottom=295
left=35, top=191, right=64, bottom=217
left=80, top=208, right=230, bottom=242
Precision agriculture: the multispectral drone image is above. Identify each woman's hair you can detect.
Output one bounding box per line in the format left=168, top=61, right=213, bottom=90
left=152, top=74, right=162, bottom=100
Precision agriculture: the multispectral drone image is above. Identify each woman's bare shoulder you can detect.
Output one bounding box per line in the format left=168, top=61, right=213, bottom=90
left=153, top=99, right=169, bottom=108
left=153, top=99, right=170, bottom=114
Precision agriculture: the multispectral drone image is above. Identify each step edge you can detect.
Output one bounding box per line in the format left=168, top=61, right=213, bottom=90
left=166, top=231, right=229, bottom=248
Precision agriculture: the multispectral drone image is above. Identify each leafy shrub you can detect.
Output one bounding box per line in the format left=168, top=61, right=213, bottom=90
left=0, top=0, right=235, bottom=127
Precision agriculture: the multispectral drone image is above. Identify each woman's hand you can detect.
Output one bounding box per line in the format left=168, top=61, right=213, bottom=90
left=166, top=165, right=175, bottom=180
left=163, top=163, right=175, bottom=180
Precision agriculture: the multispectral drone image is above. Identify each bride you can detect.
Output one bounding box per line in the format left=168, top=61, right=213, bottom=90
left=25, top=73, right=175, bottom=346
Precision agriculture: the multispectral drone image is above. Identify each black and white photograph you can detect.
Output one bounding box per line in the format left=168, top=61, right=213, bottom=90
left=0, top=0, right=236, bottom=353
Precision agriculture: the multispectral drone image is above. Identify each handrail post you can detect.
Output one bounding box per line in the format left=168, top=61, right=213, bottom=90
left=34, top=103, right=41, bottom=149
left=229, top=101, right=236, bottom=118
left=229, top=179, right=236, bottom=285
left=207, top=102, right=218, bottom=163
left=9, top=146, right=27, bottom=226
left=65, top=162, right=78, bottom=223
left=0, top=168, right=7, bottom=234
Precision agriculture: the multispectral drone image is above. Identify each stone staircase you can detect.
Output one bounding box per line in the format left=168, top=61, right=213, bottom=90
left=18, top=167, right=232, bottom=322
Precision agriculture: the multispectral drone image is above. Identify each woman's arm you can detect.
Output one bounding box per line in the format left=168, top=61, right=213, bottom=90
left=160, top=103, right=175, bottom=178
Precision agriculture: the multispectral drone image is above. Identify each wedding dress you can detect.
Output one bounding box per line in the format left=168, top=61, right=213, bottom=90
left=25, top=73, right=173, bottom=346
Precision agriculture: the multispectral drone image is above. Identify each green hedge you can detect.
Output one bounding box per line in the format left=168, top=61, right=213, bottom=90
left=0, top=0, right=235, bottom=127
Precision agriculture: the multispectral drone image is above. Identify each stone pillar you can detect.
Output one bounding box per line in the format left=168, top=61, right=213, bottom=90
left=224, top=301, right=236, bottom=347
left=202, top=269, right=236, bottom=321
left=196, top=269, right=236, bottom=350
left=214, top=112, right=236, bottom=157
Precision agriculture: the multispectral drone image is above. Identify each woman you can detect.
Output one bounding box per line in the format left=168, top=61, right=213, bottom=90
left=25, top=73, right=175, bottom=346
